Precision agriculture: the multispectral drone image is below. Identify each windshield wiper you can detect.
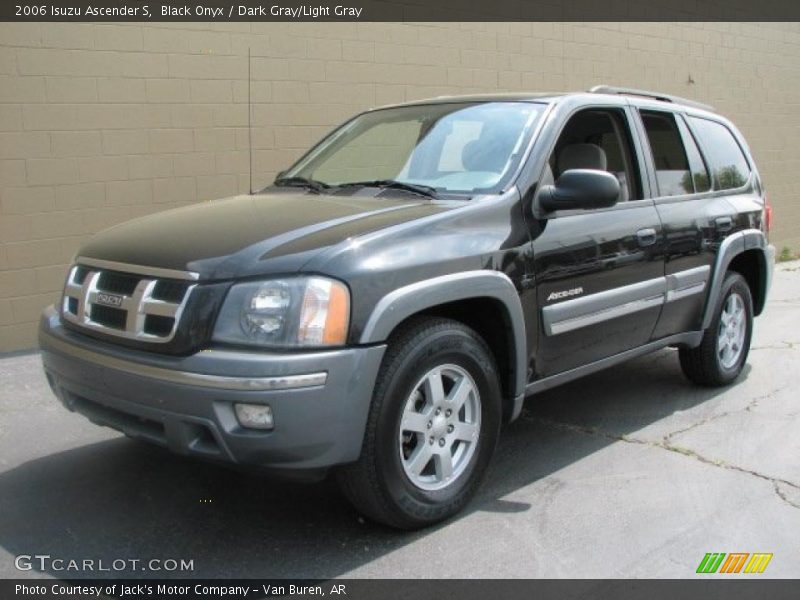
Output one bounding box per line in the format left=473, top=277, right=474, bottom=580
left=274, top=176, right=330, bottom=194
left=336, top=179, right=438, bottom=199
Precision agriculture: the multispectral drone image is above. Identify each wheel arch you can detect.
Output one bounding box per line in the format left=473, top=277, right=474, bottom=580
left=359, top=271, right=527, bottom=422
left=728, top=249, right=768, bottom=316
left=702, top=229, right=772, bottom=329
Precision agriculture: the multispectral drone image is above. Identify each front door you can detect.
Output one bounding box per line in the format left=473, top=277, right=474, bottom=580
left=530, top=106, right=665, bottom=377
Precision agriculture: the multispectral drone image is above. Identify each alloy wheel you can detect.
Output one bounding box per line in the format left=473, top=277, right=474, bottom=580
left=717, top=292, right=747, bottom=370
left=398, top=364, right=481, bottom=491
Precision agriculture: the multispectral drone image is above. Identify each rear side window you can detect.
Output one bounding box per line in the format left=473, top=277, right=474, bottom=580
left=640, top=111, right=693, bottom=196
left=676, top=117, right=711, bottom=193
left=687, top=117, right=751, bottom=190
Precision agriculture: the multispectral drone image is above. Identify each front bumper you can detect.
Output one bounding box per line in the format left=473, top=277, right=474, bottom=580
left=39, top=306, right=386, bottom=473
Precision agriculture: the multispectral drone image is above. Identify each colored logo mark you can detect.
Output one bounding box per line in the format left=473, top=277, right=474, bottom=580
left=696, top=553, right=773, bottom=574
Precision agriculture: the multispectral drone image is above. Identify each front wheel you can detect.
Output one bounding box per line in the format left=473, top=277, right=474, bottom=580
left=679, top=271, right=753, bottom=386
left=337, top=317, right=502, bottom=529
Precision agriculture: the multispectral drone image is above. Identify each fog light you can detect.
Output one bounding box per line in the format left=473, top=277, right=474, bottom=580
left=234, top=403, right=274, bottom=430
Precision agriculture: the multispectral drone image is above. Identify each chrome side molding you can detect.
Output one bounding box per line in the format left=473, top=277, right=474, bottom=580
left=665, top=265, right=709, bottom=303
left=543, top=266, right=711, bottom=336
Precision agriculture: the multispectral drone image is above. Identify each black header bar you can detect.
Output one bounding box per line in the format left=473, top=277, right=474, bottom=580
left=4, top=0, right=800, bottom=22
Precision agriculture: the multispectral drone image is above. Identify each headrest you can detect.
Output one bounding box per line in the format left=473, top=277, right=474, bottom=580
left=557, top=143, right=607, bottom=174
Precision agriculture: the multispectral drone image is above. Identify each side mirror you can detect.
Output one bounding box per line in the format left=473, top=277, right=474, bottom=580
left=539, top=169, right=620, bottom=212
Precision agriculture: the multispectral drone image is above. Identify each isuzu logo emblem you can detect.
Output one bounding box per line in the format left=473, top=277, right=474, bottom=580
left=95, top=292, right=125, bottom=308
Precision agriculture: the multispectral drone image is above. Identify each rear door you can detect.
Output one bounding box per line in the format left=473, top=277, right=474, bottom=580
left=531, top=105, right=665, bottom=377
left=634, top=108, right=752, bottom=338
left=685, top=115, right=763, bottom=237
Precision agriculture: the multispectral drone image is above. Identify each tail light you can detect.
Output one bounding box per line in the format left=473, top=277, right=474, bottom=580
left=764, top=194, right=773, bottom=233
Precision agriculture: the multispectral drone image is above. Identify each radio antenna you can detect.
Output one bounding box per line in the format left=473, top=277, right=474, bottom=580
left=248, top=46, right=253, bottom=194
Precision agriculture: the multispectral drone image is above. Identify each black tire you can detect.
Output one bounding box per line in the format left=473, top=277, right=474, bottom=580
left=679, top=271, right=753, bottom=386
left=337, top=316, right=502, bottom=530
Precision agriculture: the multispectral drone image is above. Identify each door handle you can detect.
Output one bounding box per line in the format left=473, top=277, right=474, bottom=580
left=715, top=216, right=733, bottom=232
left=636, top=228, right=657, bottom=247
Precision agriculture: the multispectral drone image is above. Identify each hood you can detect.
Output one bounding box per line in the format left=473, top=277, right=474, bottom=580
left=78, top=191, right=455, bottom=280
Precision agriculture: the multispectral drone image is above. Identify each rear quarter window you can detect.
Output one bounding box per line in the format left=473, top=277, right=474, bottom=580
left=687, top=117, right=751, bottom=190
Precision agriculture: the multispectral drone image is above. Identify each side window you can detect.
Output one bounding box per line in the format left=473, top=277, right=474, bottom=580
left=548, top=108, right=642, bottom=201
left=676, top=117, right=711, bottom=193
left=640, top=111, right=693, bottom=197
left=687, top=117, right=751, bottom=190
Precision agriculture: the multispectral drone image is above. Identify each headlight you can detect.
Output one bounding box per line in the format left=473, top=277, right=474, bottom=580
left=212, top=277, right=350, bottom=347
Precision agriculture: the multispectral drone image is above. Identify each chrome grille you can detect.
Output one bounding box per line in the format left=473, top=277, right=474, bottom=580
left=61, top=260, right=196, bottom=344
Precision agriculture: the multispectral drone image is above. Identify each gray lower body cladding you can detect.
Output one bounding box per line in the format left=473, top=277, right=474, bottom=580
left=39, top=306, right=386, bottom=473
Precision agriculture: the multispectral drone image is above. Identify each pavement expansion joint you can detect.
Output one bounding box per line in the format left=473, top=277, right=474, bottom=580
left=526, top=412, right=800, bottom=510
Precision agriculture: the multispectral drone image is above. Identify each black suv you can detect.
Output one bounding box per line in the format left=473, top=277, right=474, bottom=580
left=40, top=86, right=774, bottom=529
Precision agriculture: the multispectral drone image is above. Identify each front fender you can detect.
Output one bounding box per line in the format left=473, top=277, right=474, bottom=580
left=359, top=270, right=527, bottom=416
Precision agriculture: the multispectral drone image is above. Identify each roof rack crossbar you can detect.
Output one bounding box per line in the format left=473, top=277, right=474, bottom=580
left=588, top=85, right=714, bottom=112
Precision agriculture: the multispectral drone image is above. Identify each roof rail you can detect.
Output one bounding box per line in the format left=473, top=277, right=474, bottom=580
left=588, top=85, right=715, bottom=112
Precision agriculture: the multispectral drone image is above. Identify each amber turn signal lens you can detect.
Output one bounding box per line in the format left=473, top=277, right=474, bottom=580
left=322, top=280, right=349, bottom=345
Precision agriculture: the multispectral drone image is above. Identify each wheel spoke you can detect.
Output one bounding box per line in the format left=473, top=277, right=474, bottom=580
left=720, top=341, right=731, bottom=364
left=407, top=443, right=433, bottom=476
left=401, top=411, right=429, bottom=434
left=453, top=422, right=478, bottom=442
left=399, top=363, right=482, bottom=491
left=423, top=370, right=445, bottom=405
left=716, top=292, right=748, bottom=369
left=434, top=450, right=454, bottom=481
left=447, top=375, right=472, bottom=411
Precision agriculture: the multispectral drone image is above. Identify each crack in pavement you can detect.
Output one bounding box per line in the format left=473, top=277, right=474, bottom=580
left=645, top=384, right=788, bottom=443
left=774, top=482, right=800, bottom=509
left=524, top=407, right=800, bottom=510
left=751, top=341, right=797, bottom=350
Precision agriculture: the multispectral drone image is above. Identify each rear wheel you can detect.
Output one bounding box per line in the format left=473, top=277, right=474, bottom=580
left=337, top=316, right=502, bottom=529
left=679, top=271, right=753, bottom=386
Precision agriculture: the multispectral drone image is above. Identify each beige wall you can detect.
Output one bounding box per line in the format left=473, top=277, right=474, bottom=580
left=1, top=21, right=799, bottom=351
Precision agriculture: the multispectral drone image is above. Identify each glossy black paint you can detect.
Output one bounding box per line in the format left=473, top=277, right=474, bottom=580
left=70, top=92, right=768, bottom=382
left=527, top=202, right=665, bottom=376
left=303, top=190, right=531, bottom=344
left=79, top=192, right=454, bottom=280
left=636, top=109, right=765, bottom=339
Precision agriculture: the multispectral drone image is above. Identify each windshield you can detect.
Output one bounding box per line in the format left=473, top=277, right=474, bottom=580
left=281, top=102, right=543, bottom=195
